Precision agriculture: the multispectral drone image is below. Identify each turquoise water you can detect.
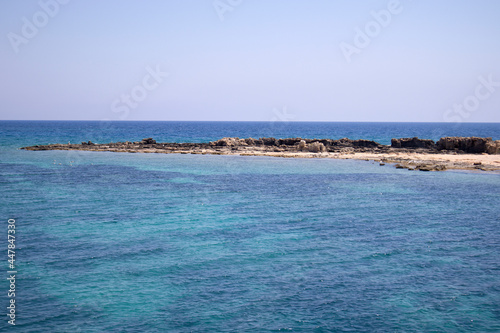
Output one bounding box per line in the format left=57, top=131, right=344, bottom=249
left=1, top=121, right=499, bottom=332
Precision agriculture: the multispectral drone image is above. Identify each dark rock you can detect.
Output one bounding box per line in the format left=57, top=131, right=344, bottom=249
left=416, top=164, right=432, bottom=171
left=245, top=138, right=256, bottom=146
left=352, top=139, right=381, bottom=148
left=333, top=138, right=380, bottom=148
left=278, top=138, right=302, bottom=146
left=390, top=138, right=401, bottom=148
left=318, top=139, right=334, bottom=146
left=253, top=139, right=263, bottom=145
left=391, top=137, right=435, bottom=149
left=437, top=137, right=492, bottom=154
left=336, top=138, right=353, bottom=146
left=260, top=137, right=279, bottom=146
left=434, top=165, right=447, bottom=171
left=416, top=164, right=447, bottom=172
left=210, top=139, right=224, bottom=146
left=486, top=140, right=500, bottom=154
left=141, top=138, right=156, bottom=144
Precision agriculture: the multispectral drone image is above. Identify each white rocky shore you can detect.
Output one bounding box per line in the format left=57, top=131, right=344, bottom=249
left=21, top=136, right=500, bottom=172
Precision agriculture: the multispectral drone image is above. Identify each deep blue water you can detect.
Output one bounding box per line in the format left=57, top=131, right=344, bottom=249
left=1, top=120, right=499, bottom=149
left=0, top=121, right=499, bottom=332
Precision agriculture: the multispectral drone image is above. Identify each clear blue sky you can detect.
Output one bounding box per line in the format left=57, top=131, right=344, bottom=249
left=1, top=0, right=499, bottom=122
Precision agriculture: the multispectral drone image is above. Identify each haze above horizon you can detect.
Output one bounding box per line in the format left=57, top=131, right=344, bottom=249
left=1, top=1, right=499, bottom=122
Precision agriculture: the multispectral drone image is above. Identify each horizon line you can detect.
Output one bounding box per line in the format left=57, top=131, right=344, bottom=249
left=1, top=120, right=500, bottom=124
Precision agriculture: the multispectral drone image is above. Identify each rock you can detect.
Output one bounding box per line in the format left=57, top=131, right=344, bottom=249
left=210, top=137, right=240, bottom=146
left=339, top=147, right=355, bottom=153
left=416, top=164, right=447, bottom=172
left=333, top=138, right=380, bottom=148
left=434, top=165, right=447, bottom=171
left=416, top=164, right=433, bottom=171
left=141, top=138, right=156, bottom=144
left=245, top=138, right=256, bottom=146
left=486, top=140, right=500, bottom=154
left=390, top=138, right=400, bottom=148
left=335, top=138, right=356, bottom=147
left=352, top=139, right=381, bottom=148
left=297, top=140, right=307, bottom=151
left=318, top=139, right=335, bottom=146
left=391, top=137, right=436, bottom=149
left=260, top=137, right=279, bottom=146
left=278, top=138, right=302, bottom=146
left=308, top=141, right=326, bottom=153
left=18, top=136, right=497, bottom=173
left=437, top=137, right=492, bottom=154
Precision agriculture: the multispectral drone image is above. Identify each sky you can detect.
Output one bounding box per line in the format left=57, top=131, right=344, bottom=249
left=1, top=0, right=499, bottom=122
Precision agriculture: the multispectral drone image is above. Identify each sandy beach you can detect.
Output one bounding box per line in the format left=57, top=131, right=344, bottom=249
left=214, top=150, right=500, bottom=172
left=332, top=151, right=500, bottom=171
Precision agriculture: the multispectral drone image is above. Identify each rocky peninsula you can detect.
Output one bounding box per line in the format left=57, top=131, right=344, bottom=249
left=21, top=136, right=500, bottom=172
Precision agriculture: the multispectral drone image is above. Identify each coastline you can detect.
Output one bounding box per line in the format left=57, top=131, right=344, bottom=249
left=21, top=136, right=500, bottom=172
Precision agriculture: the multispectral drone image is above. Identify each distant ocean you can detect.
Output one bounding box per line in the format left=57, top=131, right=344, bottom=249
left=1, top=121, right=499, bottom=332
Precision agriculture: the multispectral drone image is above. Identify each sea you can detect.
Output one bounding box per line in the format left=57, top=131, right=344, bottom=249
left=1, top=121, right=499, bottom=332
